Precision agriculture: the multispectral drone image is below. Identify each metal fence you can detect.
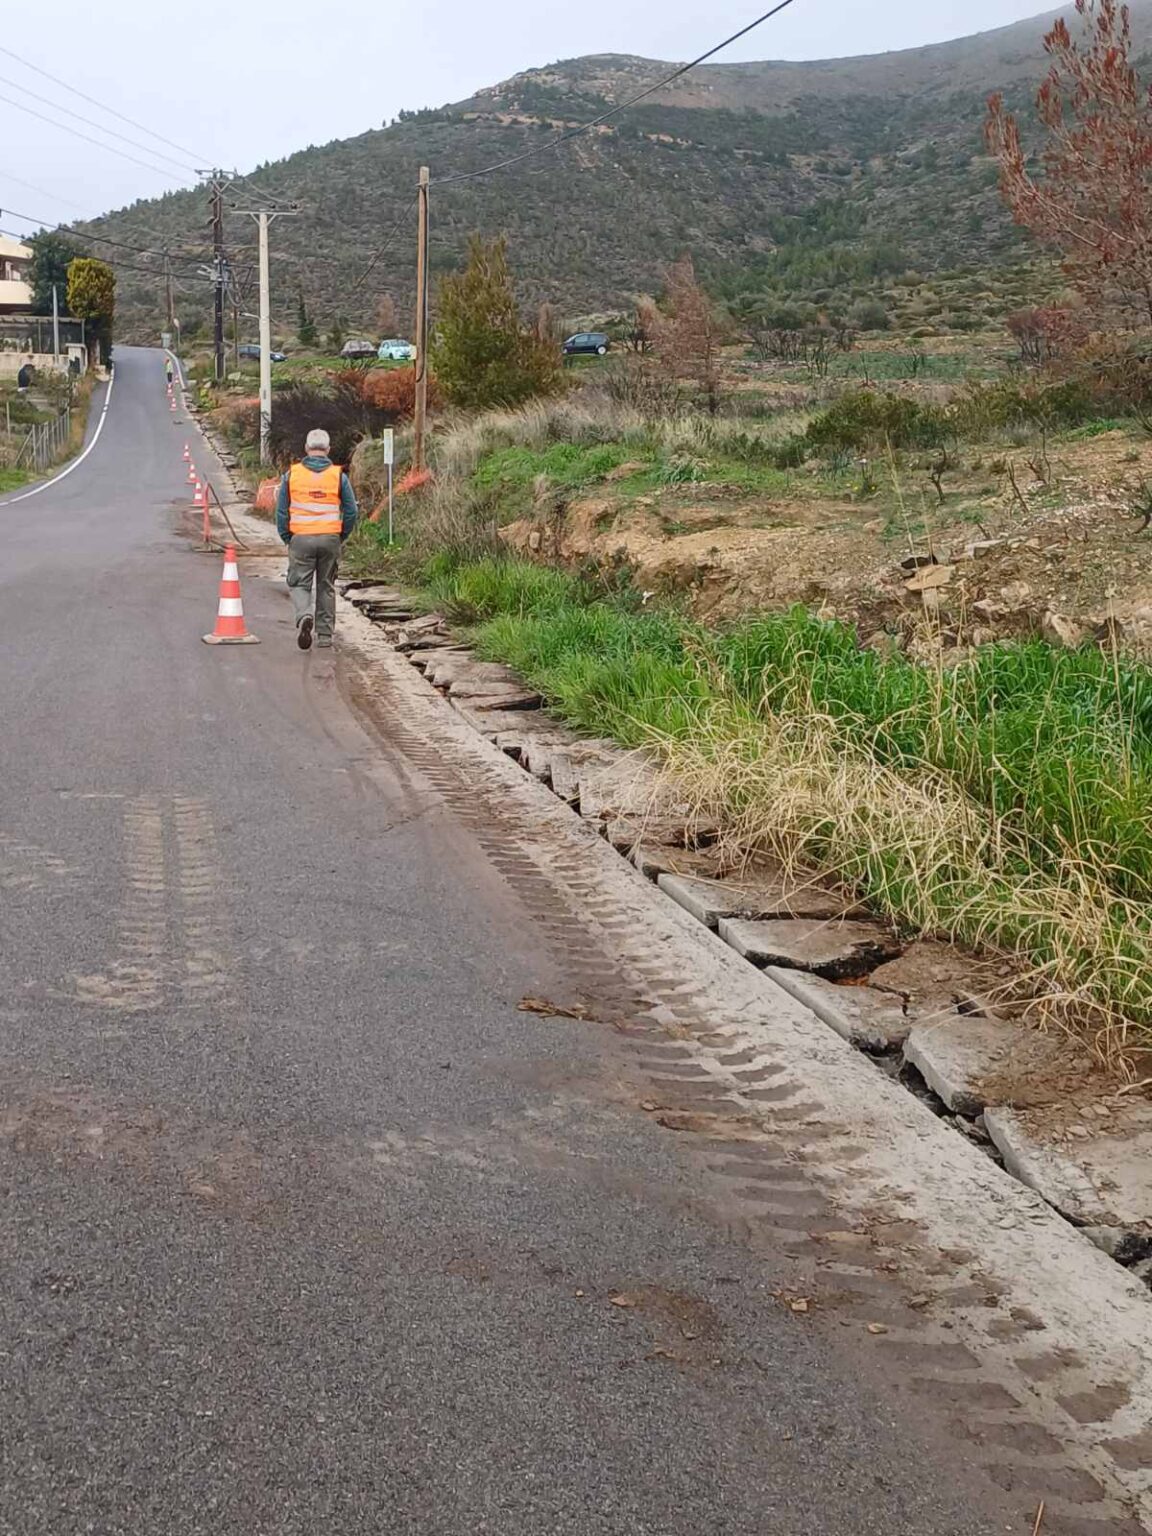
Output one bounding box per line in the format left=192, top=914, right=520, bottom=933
left=13, top=407, right=72, bottom=473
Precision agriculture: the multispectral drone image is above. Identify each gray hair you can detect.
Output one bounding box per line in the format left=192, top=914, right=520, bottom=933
left=305, top=428, right=330, bottom=454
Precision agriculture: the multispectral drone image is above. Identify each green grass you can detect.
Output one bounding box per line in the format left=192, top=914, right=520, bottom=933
left=827, top=349, right=982, bottom=384
left=473, top=442, right=637, bottom=495
left=0, top=467, right=28, bottom=493
left=420, top=555, right=1152, bottom=1059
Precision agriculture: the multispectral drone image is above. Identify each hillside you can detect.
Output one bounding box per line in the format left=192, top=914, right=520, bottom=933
left=83, top=3, right=1152, bottom=342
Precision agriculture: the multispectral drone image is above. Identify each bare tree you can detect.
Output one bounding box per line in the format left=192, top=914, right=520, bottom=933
left=987, top=0, right=1152, bottom=327
left=652, top=256, right=722, bottom=416
left=374, top=292, right=398, bottom=337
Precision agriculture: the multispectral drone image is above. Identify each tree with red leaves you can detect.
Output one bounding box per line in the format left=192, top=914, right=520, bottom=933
left=986, top=0, right=1152, bottom=327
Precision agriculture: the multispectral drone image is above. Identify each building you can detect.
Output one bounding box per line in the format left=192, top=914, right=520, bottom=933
left=0, top=237, right=89, bottom=374
left=0, top=235, right=32, bottom=313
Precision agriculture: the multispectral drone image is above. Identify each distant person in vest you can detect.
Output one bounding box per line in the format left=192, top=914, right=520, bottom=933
left=276, top=428, right=359, bottom=650
left=16, top=360, right=33, bottom=393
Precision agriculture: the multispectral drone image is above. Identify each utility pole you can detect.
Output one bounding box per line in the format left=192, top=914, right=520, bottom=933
left=234, top=201, right=299, bottom=464
left=210, top=174, right=226, bottom=383
left=51, top=283, right=60, bottom=369
left=412, top=165, right=430, bottom=473
left=164, top=250, right=176, bottom=339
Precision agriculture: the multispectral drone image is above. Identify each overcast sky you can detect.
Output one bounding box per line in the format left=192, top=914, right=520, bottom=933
left=0, top=0, right=1055, bottom=236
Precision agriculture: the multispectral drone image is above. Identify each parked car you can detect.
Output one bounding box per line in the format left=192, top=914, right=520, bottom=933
left=340, top=338, right=378, bottom=359
left=238, top=343, right=287, bottom=362
left=563, top=331, right=610, bottom=357
left=378, top=338, right=415, bottom=362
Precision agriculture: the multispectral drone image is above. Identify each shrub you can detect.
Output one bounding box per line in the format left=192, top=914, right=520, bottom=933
left=804, top=389, right=950, bottom=453
left=266, top=375, right=396, bottom=467
left=359, top=365, right=442, bottom=419
left=847, top=297, right=890, bottom=331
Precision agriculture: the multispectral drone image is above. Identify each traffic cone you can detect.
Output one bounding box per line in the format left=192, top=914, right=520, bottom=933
left=193, top=480, right=206, bottom=508
left=170, top=396, right=177, bottom=412
left=187, top=461, right=197, bottom=483
left=182, top=443, right=190, bottom=461
left=202, top=545, right=259, bottom=646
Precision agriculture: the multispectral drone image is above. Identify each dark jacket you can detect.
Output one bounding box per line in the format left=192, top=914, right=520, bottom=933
left=276, top=455, right=359, bottom=545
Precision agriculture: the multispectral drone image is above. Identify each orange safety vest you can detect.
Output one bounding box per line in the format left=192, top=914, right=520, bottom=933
left=288, top=462, right=344, bottom=536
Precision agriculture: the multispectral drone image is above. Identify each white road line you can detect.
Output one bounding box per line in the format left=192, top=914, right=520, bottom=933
left=0, top=363, right=117, bottom=508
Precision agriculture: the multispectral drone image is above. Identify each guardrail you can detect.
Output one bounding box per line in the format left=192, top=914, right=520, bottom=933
left=13, top=406, right=72, bottom=473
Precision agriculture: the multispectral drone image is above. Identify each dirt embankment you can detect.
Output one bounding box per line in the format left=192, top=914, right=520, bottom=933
left=502, top=434, right=1152, bottom=653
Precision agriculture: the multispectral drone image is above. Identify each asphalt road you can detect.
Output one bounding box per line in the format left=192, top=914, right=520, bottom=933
left=0, top=348, right=1023, bottom=1534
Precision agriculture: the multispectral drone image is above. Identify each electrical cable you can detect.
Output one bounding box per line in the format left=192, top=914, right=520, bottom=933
left=349, top=194, right=418, bottom=295
left=0, top=41, right=211, bottom=166
left=0, top=169, right=99, bottom=218
left=0, top=90, right=195, bottom=184
left=0, top=204, right=212, bottom=263
left=0, top=69, right=199, bottom=176
left=431, top=0, right=800, bottom=186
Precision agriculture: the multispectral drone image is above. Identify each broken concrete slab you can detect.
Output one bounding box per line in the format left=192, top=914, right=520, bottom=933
left=627, top=839, right=726, bottom=879
left=459, top=691, right=546, bottom=714
left=398, top=634, right=461, bottom=654
left=493, top=716, right=576, bottom=756
left=984, top=1103, right=1152, bottom=1234
left=717, top=918, right=901, bottom=980
left=765, top=968, right=912, bottom=1053
left=450, top=667, right=542, bottom=704
left=344, top=584, right=405, bottom=604
left=903, top=1015, right=1049, bottom=1117
left=657, top=872, right=852, bottom=930
left=423, top=651, right=474, bottom=687
left=577, top=752, right=668, bottom=822
left=548, top=745, right=621, bottom=804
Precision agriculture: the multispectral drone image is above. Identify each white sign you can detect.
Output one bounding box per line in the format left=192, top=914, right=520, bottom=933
left=381, top=428, right=395, bottom=466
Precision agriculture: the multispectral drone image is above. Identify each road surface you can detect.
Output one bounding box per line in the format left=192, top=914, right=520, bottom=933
left=0, top=347, right=1057, bottom=1533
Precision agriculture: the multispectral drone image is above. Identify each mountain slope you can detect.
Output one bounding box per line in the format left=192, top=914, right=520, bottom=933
left=86, top=4, right=1150, bottom=342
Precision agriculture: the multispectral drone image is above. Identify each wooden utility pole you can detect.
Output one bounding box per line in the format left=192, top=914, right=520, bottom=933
left=210, top=174, right=226, bottom=383
left=412, top=165, right=430, bottom=472
left=164, top=250, right=175, bottom=338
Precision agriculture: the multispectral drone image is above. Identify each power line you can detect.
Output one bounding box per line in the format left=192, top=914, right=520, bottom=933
left=349, top=194, right=419, bottom=295
left=0, top=171, right=207, bottom=251
left=0, top=69, right=199, bottom=176
left=0, top=42, right=211, bottom=166
left=0, top=227, right=193, bottom=280
left=0, top=205, right=210, bottom=264
left=0, top=89, right=194, bottom=184
left=431, top=0, right=800, bottom=186
left=0, top=169, right=98, bottom=218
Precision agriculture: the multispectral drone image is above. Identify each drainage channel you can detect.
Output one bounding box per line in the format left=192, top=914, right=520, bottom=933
left=345, top=584, right=1152, bottom=1300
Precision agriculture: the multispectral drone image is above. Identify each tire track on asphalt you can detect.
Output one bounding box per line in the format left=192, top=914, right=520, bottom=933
left=340, top=615, right=1152, bottom=1536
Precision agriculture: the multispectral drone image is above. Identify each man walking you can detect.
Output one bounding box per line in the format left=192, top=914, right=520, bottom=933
left=276, top=429, right=359, bottom=650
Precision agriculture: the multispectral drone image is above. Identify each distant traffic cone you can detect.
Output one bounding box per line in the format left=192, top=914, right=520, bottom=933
left=193, top=480, right=206, bottom=508
left=169, top=396, right=177, bottom=412
left=202, top=545, right=259, bottom=646
left=187, top=461, right=197, bottom=483
left=182, top=443, right=190, bottom=461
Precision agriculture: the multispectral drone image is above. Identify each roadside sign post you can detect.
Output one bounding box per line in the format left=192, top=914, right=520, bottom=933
left=382, top=428, right=395, bottom=544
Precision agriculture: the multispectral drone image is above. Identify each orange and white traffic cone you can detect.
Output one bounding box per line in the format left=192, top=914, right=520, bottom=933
left=202, top=545, right=259, bottom=646
left=170, top=396, right=177, bottom=412
left=187, top=461, right=197, bottom=483
left=182, top=443, right=190, bottom=462
left=193, top=480, right=206, bottom=508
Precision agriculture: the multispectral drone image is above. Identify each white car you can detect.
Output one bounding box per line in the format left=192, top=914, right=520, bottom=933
left=378, top=338, right=415, bottom=362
